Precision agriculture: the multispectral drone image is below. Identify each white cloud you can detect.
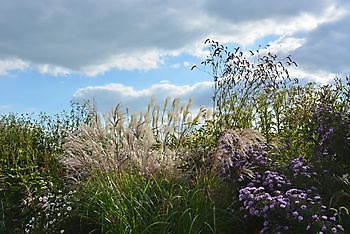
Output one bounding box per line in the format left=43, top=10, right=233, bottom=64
left=37, top=64, right=70, bottom=76
left=266, top=37, right=305, bottom=54
left=0, top=0, right=347, bottom=76
left=72, top=81, right=213, bottom=113
left=289, top=67, right=337, bottom=84
left=81, top=50, right=164, bottom=76
left=0, top=58, right=28, bottom=75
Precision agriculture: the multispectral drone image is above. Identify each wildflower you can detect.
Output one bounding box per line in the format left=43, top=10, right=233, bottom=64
left=336, top=225, right=344, bottom=231
left=312, top=214, right=319, bottom=221
left=292, top=211, right=299, bottom=217
left=322, top=225, right=327, bottom=231
left=263, top=206, right=269, bottom=212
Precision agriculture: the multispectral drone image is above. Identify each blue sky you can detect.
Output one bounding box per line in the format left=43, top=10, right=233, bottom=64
left=1, top=0, right=350, bottom=114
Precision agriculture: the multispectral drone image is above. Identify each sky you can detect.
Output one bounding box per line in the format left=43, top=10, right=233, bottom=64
left=1, top=0, right=350, bottom=115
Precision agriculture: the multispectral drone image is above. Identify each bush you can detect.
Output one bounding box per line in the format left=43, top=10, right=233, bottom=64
left=0, top=103, right=89, bottom=232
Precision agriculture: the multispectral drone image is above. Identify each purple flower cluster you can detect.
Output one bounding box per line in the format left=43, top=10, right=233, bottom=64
left=219, top=131, right=345, bottom=233
left=320, top=127, right=334, bottom=147
left=290, top=157, right=314, bottom=178
left=218, top=131, right=269, bottom=179
left=261, top=170, right=291, bottom=190
left=239, top=179, right=344, bottom=233
left=313, top=102, right=350, bottom=161
left=314, top=104, right=335, bottom=155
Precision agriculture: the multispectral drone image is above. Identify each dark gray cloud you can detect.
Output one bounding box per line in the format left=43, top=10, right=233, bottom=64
left=292, top=13, right=350, bottom=75
left=0, top=0, right=343, bottom=75
left=0, top=0, right=204, bottom=71
left=203, top=0, right=333, bottom=22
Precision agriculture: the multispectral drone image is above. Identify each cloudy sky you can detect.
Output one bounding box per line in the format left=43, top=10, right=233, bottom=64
left=1, top=0, right=349, bottom=114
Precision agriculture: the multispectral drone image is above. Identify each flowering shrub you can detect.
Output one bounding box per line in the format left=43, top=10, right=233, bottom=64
left=313, top=101, right=350, bottom=166
left=23, top=180, right=77, bottom=233
left=310, top=99, right=350, bottom=229
left=217, top=129, right=267, bottom=181
left=239, top=177, right=343, bottom=233
left=290, top=157, right=313, bottom=178
left=218, top=130, right=345, bottom=233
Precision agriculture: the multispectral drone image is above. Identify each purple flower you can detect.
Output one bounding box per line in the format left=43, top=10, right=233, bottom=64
left=322, top=225, right=327, bottom=231
left=290, top=157, right=312, bottom=177
left=263, top=206, right=269, bottom=212
left=336, top=225, right=344, bottom=231
left=312, top=214, right=320, bottom=221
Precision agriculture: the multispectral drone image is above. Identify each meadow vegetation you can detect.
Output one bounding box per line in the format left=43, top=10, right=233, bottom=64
left=1, top=40, right=349, bottom=233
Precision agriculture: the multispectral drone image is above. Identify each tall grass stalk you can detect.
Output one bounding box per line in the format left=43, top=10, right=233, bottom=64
left=61, top=98, right=209, bottom=179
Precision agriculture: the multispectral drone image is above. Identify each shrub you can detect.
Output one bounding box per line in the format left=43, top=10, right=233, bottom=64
left=218, top=130, right=345, bottom=233
left=0, top=103, right=89, bottom=232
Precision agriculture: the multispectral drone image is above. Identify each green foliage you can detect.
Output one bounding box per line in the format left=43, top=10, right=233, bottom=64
left=178, top=119, right=223, bottom=178
left=0, top=103, right=90, bottom=232
left=78, top=171, right=237, bottom=234
left=0, top=114, right=60, bottom=232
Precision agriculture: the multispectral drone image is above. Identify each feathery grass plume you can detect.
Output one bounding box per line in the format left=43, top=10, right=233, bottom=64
left=60, top=97, right=210, bottom=179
